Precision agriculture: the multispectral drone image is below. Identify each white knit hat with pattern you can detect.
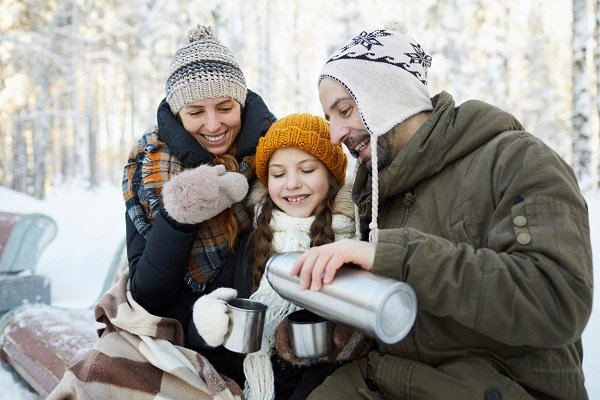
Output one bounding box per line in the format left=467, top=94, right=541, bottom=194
left=319, top=21, right=432, bottom=137
left=166, top=25, right=247, bottom=114
left=318, top=21, right=433, bottom=242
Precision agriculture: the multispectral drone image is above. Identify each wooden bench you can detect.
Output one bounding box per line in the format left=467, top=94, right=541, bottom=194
left=0, top=236, right=127, bottom=397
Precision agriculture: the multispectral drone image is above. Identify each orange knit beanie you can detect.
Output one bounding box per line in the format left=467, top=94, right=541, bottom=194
left=255, top=113, right=348, bottom=186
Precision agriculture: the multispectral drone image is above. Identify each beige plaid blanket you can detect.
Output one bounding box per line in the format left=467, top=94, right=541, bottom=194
left=47, top=270, right=243, bottom=400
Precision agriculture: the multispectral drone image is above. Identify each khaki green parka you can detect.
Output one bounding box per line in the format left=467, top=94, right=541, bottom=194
left=350, top=92, right=593, bottom=399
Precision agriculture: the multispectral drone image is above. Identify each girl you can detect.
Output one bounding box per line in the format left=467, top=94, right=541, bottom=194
left=193, top=113, right=372, bottom=399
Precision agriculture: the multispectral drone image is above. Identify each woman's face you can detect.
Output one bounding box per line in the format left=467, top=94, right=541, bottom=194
left=267, top=147, right=332, bottom=218
left=179, top=97, right=242, bottom=155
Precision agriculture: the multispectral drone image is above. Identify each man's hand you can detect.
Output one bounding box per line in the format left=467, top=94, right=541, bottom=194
left=290, top=239, right=375, bottom=291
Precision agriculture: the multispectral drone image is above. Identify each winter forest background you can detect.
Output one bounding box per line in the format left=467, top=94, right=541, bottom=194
left=1, top=0, right=600, bottom=198
left=1, top=1, right=600, bottom=398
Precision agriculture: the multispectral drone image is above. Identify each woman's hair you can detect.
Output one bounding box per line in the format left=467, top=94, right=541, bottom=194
left=208, top=144, right=240, bottom=249
left=248, top=172, right=341, bottom=291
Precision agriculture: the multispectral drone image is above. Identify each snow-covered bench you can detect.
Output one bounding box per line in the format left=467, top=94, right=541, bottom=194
left=0, top=238, right=127, bottom=397
left=0, top=211, right=57, bottom=316
left=0, top=305, right=98, bottom=397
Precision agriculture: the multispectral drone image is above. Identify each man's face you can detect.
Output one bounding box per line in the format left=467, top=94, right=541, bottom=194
left=319, top=78, right=393, bottom=171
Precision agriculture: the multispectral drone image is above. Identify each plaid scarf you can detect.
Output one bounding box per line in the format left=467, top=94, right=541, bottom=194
left=123, top=127, right=254, bottom=291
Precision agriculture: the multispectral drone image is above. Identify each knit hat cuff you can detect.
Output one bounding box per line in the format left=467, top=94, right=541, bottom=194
left=167, top=79, right=247, bottom=114
left=318, top=70, right=432, bottom=137
left=255, top=113, right=348, bottom=187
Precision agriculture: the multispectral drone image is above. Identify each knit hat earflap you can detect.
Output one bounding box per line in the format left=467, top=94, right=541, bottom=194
left=319, top=21, right=432, bottom=243
left=165, top=25, right=247, bottom=115
left=255, top=113, right=348, bottom=187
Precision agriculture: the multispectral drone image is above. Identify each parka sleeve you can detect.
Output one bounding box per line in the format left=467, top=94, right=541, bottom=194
left=121, top=132, right=200, bottom=317
left=126, top=210, right=198, bottom=316
left=371, top=134, right=593, bottom=348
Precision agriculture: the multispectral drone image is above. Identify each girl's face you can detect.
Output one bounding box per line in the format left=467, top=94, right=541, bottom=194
left=179, top=97, right=242, bottom=155
left=267, top=147, right=332, bottom=218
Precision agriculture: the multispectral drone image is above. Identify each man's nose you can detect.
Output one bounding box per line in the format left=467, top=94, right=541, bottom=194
left=329, top=121, right=346, bottom=145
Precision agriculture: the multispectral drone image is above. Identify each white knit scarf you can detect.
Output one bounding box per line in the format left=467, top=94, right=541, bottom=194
left=243, top=209, right=356, bottom=400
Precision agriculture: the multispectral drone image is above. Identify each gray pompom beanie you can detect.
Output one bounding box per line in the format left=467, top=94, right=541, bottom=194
left=166, top=25, right=247, bottom=114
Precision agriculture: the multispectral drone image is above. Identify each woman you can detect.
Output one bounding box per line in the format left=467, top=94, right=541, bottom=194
left=122, top=24, right=275, bottom=386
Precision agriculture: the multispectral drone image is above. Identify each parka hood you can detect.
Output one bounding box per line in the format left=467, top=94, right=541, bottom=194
left=156, top=89, right=274, bottom=167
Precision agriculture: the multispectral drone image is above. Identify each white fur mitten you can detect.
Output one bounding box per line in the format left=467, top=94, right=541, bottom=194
left=162, top=164, right=249, bottom=224
left=192, top=287, right=238, bottom=347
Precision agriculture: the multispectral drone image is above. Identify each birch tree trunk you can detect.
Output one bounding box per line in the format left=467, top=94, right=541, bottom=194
left=595, top=0, right=600, bottom=188
left=572, top=0, right=593, bottom=184
left=33, top=94, right=51, bottom=199
left=0, top=124, right=6, bottom=187
left=12, top=113, right=26, bottom=193
left=258, top=0, right=272, bottom=109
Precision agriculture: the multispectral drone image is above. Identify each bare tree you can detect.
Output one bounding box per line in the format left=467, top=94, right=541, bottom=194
left=596, top=0, right=600, bottom=187
left=572, top=0, right=593, bottom=185
left=258, top=0, right=272, bottom=109
left=1, top=0, right=597, bottom=195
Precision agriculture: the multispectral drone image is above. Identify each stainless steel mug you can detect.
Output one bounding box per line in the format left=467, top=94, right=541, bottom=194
left=266, top=251, right=417, bottom=344
left=223, top=298, right=267, bottom=353
left=287, top=309, right=334, bottom=358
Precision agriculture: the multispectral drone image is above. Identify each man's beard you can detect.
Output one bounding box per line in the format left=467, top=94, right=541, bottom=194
left=356, top=134, right=394, bottom=173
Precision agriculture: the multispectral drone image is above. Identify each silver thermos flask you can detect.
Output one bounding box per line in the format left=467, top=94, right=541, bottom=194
left=265, top=251, right=417, bottom=344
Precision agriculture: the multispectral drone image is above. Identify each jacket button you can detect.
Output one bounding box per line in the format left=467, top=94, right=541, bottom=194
left=516, top=232, right=531, bottom=245
left=485, top=387, right=502, bottom=400
left=365, top=378, right=379, bottom=391
left=513, top=215, right=527, bottom=227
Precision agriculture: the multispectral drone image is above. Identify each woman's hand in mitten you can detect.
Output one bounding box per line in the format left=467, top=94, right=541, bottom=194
left=192, top=287, right=238, bottom=347
left=162, top=164, right=249, bottom=224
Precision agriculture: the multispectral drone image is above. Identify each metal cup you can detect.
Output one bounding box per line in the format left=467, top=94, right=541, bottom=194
left=223, top=298, right=267, bottom=354
left=287, top=309, right=334, bottom=358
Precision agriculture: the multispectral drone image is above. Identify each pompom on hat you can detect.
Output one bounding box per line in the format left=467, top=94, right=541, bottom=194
left=318, top=20, right=433, bottom=137
left=255, top=113, right=348, bottom=187
left=165, top=25, right=247, bottom=114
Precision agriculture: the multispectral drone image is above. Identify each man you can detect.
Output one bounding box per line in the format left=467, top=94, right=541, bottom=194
left=291, top=21, right=593, bottom=399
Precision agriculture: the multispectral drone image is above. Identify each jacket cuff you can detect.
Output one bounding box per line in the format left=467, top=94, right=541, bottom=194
left=371, top=229, right=409, bottom=281
left=160, top=207, right=201, bottom=233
